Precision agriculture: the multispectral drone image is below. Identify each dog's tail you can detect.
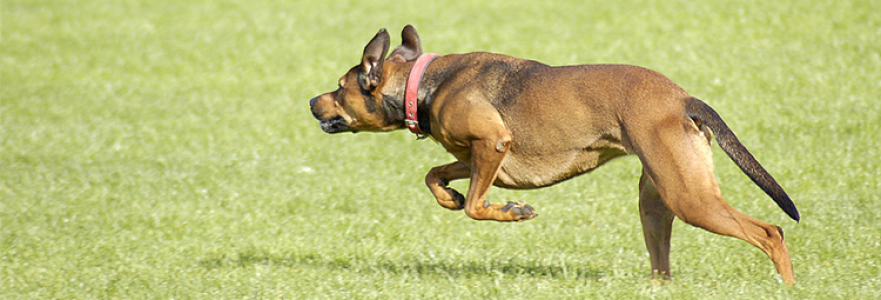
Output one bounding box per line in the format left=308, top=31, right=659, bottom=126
left=684, top=97, right=800, bottom=222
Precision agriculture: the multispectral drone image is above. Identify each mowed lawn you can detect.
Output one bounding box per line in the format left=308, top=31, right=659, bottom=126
left=2, top=0, right=879, bottom=298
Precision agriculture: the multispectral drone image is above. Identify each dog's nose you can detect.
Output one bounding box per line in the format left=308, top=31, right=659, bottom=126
left=309, top=97, right=323, bottom=119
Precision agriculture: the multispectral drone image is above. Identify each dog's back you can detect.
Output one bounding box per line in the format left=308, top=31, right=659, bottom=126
left=427, top=53, right=694, bottom=188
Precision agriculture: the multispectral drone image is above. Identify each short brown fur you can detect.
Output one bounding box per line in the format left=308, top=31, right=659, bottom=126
left=309, top=26, right=798, bottom=284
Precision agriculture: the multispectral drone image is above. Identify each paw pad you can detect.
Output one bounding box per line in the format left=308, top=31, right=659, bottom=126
left=500, top=201, right=537, bottom=219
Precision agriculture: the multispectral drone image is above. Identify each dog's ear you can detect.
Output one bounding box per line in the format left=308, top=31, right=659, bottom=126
left=360, top=28, right=391, bottom=90
left=388, top=25, right=423, bottom=62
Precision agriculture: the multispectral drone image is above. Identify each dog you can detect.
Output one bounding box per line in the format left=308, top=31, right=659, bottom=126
left=309, top=25, right=799, bottom=284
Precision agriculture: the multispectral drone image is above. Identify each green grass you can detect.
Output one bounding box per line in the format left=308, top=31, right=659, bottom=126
left=2, top=0, right=879, bottom=298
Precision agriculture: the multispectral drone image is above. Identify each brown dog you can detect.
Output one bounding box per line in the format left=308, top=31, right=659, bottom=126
left=309, top=25, right=799, bottom=284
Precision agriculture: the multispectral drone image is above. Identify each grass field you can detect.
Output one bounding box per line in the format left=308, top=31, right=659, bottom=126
left=2, top=0, right=880, bottom=298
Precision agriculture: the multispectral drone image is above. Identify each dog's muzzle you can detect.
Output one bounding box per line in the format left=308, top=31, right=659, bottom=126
left=310, top=97, right=349, bottom=134
left=309, top=97, right=321, bottom=118
left=319, top=116, right=348, bottom=133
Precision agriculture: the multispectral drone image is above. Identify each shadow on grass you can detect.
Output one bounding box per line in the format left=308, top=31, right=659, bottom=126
left=199, top=250, right=605, bottom=280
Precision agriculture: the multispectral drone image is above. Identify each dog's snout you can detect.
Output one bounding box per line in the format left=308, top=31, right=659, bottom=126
left=309, top=97, right=323, bottom=119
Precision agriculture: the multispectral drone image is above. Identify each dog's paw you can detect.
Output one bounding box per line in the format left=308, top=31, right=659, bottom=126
left=432, top=187, right=467, bottom=211
left=499, top=201, right=538, bottom=221
left=450, top=188, right=466, bottom=209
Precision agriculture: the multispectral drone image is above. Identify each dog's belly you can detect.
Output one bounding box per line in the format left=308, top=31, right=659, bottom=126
left=494, top=137, right=628, bottom=189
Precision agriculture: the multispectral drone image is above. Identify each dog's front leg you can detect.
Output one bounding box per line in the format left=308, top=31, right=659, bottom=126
left=425, top=162, right=470, bottom=210
left=461, top=138, right=537, bottom=222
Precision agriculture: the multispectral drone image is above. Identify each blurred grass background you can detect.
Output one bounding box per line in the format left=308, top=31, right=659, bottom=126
left=2, top=0, right=879, bottom=298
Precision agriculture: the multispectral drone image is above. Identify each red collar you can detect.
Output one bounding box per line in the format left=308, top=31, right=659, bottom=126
left=405, top=53, right=440, bottom=135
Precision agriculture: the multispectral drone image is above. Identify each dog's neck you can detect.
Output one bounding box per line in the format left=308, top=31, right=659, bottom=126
left=382, top=54, right=440, bottom=137
left=404, top=53, right=440, bottom=136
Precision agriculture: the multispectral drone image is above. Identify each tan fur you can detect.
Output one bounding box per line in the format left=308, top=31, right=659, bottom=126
left=310, top=25, right=797, bottom=284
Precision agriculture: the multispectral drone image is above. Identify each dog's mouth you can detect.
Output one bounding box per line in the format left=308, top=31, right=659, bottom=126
left=319, top=117, right=350, bottom=134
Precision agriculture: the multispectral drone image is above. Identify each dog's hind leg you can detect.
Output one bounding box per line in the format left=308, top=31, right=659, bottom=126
left=631, top=116, right=795, bottom=284
left=425, top=162, right=470, bottom=210
left=638, top=169, right=676, bottom=282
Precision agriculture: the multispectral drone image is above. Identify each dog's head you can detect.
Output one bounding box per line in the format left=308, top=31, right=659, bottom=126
left=309, top=25, right=424, bottom=134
